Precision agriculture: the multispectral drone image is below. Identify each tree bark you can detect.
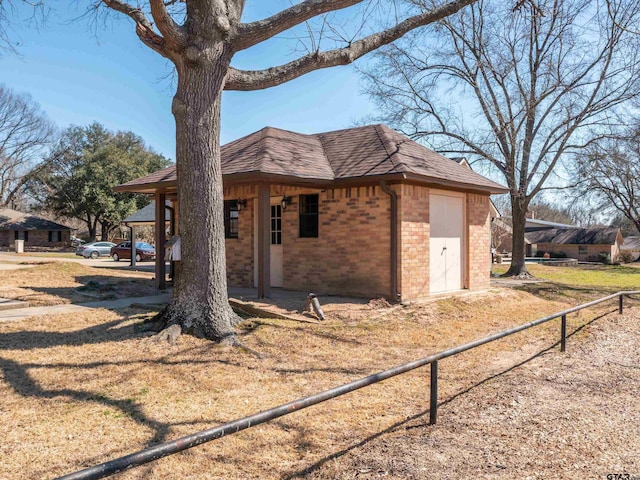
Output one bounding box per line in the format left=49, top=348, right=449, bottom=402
left=153, top=46, right=242, bottom=343
left=100, top=220, right=111, bottom=241
left=504, top=198, right=531, bottom=278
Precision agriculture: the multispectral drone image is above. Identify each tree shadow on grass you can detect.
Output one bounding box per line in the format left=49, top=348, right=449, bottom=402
left=282, top=310, right=614, bottom=479
left=24, top=274, right=157, bottom=304
left=0, top=317, right=138, bottom=351
left=0, top=319, right=254, bottom=478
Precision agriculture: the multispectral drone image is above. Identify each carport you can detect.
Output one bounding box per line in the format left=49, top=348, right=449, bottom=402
left=122, top=200, right=174, bottom=283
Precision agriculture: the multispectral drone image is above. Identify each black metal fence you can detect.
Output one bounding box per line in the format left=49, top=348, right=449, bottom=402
left=56, top=290, right=640, bottom=480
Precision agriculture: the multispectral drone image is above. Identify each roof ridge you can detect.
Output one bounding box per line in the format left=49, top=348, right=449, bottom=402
left=313, top=132, right=336, bottom=179
left=372, top=124, right=401, bottom=174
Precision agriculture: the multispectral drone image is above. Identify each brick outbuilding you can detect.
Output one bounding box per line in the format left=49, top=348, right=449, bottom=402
left=116, top=124, right=507, bottom=301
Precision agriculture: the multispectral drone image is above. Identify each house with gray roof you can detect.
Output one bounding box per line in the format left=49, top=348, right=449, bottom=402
left=620, top=236, right=640, bottom=261
left=526, top=227, right=623, bottom=262
left=0, top=208, right=72, bottom=248
left=115, top=124, right=507, bottom=300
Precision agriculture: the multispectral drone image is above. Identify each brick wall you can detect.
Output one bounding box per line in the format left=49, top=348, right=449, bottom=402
left=0, top=229, right=70, bottom=248
left=467, top=193, right=491, bottom=291
left=535, top=243, right=616, bottom=262
left=398, top=184, right=430, bottom=300
left=223, top=185, right=255, bottom=287
left=282, top=185, right=391, bottom=298
left=218, top=183, right=492, bottom=299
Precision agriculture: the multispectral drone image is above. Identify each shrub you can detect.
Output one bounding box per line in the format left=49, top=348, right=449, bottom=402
left=534, top=251, right=546, bottom=258
left=598, top=252, right=611, bottom=264
left=550, top=251, right=568, bottom=259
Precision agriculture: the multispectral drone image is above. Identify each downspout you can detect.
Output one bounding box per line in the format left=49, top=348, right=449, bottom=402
left=379, top=180, right=400, bottom=302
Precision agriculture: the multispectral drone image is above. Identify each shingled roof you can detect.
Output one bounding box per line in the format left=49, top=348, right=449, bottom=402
left=621, top=236, right=640, bottom=251
left=526, top=227, right=622, bottom=246
left=0, top=208, right=72, bottom=231
left=116, top=125, right=507, bottom=194
left=122, top=201, right=171, bottom=225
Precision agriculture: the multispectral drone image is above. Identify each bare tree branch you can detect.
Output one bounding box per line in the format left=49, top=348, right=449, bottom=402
left=101, top=0, right=170, bottom=58
left=361, top=0, right=640, bottom=275
left=149, top=0, right=187, bottom=48
left=232, top=0, right=363, bottom=52
left=225, top=0, right=477, bottom=90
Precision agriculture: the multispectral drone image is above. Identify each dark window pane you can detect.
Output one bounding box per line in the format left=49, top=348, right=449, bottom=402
left=57, top=231, right=62, bottom=242
left=48, top=231, right=53, bottom=242
left=299, top=194, right=319, bottom=238
left=14, top=231, right=18, bottom=240
left=224, top=200, right=239, bottom=239
left=24, top=231, right=28, bottom=242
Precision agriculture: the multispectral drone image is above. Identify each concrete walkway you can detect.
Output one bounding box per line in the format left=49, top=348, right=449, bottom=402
left=0, top=292, right=172, bottom=323
left=0, top=252, right=158, bottom=274
left=0, top=287, right=366, bottom=324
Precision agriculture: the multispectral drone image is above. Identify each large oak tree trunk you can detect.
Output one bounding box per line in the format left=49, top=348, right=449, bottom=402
left=504, top=198, right=531, bottom=278
left=154, top=47, right=242, bottom=343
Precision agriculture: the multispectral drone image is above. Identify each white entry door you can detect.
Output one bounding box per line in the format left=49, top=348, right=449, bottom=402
left=430, top=193, right=464, bottom=294
left=254, top=198, right=284, bottom=288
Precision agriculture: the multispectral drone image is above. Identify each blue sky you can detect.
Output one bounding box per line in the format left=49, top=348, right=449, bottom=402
left=0, top=2, right=378, bottom=160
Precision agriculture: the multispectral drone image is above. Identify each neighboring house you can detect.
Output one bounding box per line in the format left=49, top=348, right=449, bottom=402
left=115, top=124, right=507, bottom=301
left=621, top=236, right=640, bottom=261
left=493, top=217, right=577, bottom=255
left=525, top=227, right=623, bottom=262
left=0, top=208, right=72, bottom=248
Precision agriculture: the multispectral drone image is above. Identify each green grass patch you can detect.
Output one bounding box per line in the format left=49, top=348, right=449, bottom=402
left=495, top=263, right=640, bottom=291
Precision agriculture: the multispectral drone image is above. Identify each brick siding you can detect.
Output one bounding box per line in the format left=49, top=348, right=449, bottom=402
left=282, top=186, right=391, bottom=298
left=223, top=185, right=255, bottom=287
left=398, top=184, right=430, bottom=300
left=0, top=229, right=70, bottom=248
left=217, top=183, right=492, bottom=300
left=535, top=243, right=617, bottom=262
left=466, top=193, right=491, bottom=291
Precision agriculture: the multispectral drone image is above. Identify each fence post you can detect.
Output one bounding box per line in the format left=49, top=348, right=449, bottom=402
left=429, top=361, right=438, bottom=425
left=560, top=314, right=567, bottom=352
left=619, top=294, right=624, bottom=314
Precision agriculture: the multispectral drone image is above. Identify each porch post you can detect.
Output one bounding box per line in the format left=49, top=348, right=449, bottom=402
left=130, top=225, right=137, bottom=267
left=155, top=192, right=166, bottom=290
left=257, top=183, right=271, bottom=298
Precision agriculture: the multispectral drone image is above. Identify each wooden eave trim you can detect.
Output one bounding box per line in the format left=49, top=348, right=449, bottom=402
left=113, top=172, right=507, bottom=195
left=113, top=181, right=177, bottom=193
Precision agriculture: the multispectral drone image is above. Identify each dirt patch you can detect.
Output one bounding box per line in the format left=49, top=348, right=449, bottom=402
left=0, top=289, right=636, bottom=479
left=301, top=312, right=640, bottom=480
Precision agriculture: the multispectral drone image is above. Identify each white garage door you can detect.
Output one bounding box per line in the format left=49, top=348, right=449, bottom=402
left=430, top=193, right=464, bottom=294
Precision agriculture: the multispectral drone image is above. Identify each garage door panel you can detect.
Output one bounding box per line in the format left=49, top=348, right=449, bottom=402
left=430, top=193, right=464, bottom=294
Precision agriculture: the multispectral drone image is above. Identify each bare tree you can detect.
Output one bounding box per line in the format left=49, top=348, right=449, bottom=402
left=574, top=131, right=640, bottom=235
left=0, top=84, right=53, bottom=207
left=91, top=0, right=478, bottom=343
left=0, top=1, right=46, bottom=54
left=361, top=0, right=640, bottom=277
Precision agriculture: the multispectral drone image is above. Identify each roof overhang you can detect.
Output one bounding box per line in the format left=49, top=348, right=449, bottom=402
left=114, top=171, right=508, bottom=196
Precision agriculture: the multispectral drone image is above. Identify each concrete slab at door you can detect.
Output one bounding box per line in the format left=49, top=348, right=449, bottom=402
left=430, top=192, right=464, bottom=294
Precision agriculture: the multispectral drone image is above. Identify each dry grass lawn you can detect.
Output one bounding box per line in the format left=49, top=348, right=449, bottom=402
left=0, top=264, right=639, bottom=479
left=0, top=262, right=157, bottom=306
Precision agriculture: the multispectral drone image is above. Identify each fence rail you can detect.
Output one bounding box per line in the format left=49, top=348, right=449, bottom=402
left=56, top=290, right=640, bottom=480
